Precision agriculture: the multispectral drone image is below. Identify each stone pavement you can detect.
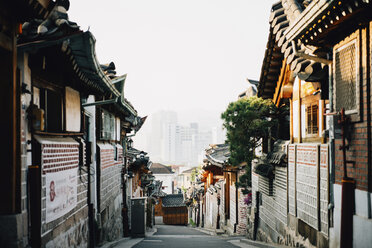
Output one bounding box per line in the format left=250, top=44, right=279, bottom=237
left=99, top=224, right=289, bottom=248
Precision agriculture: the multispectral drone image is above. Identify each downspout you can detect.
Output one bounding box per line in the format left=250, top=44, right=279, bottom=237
left=328, top=51, right=335, bottom=227
left=366, top=24, right=371, bottom=219
left=233, top=170, right=239, bottom=233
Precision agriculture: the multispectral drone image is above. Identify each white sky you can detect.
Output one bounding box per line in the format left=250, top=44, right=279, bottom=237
left=69, top=0, right=275, bottom=117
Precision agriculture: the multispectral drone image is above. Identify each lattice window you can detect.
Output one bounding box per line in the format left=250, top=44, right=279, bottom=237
left=306, top=104, right=318, bottom=135
left=334, top=40, right=357, bottom=113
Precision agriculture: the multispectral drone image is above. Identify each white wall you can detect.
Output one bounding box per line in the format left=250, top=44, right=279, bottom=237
left=154, top=174, right=176, bottom=194
left=330, top=184, right=372, bottom=248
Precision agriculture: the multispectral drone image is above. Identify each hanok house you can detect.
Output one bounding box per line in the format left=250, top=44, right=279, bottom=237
left=149, top=163, right=176, bottom=194
left=161, top=194, right=188, bottom=225
left=3, top=1, right=143, bottom=247
left=0, top=1, right=54, bottom=246
left=274, top=1, right=372, bottom=247
left=252, top=0, right=330, bottom=247
left=253, top=0, right=372, bottom=247
left=125, top=148, right=154, bottom=231
left=89, top=67, right=140, bottom=243
left=151, top=180, right=167, bottom=218
left=202, top=144, right=247, bottom=234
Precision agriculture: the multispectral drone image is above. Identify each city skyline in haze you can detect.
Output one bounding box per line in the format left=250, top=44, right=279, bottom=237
left=68, top=1, right=275, bottom=116
left=68, top=1, right=275, bottom=164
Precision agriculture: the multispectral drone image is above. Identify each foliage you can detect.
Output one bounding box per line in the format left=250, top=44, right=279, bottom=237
left=190, top=166, right=200, bottom=182
left=244, top=192, right=252, bottom=206
left=221, top=96, right=280, bottom=190
left=189, top=218, right=196, bottom=227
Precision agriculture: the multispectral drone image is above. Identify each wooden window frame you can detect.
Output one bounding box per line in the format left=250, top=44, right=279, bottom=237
left=333, top=30, right=362, bottom=122
left=305, top=102, right=319, bottom=137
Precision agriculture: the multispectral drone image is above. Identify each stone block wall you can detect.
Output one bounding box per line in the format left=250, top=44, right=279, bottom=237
left=36, top=137, right=89, bottom=247
left=97, top=143, right=123, bottom=242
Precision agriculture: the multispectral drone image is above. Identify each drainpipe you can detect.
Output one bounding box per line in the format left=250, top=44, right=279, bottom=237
left=328, top=52, right=335, bottom=227
left=233, top=170, right=239, bottom=233
left=366, top=23, right=372, bottom=219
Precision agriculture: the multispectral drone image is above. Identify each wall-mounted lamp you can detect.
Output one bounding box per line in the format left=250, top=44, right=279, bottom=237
left=127, top=138, right=133, bottom=149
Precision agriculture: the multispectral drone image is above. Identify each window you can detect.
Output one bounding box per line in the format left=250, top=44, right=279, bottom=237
left=32, top=85, right=81, bottom=133
left=37, top=87, right=63, bottom=132
left=334, top=31, right=360, bottom=119
left=100, top=109, right=115, bottom=140
left=306, top=104, right=318, bottom=136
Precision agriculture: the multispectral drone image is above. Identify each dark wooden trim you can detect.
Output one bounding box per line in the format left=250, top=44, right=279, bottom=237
left=0, top=32, right=12, bottom=51
left=34, top=131, right=83, bottom=136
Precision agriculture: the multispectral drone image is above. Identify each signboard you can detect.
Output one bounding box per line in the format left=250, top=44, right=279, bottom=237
left=296, top=144, right=318, bottom=230
left=45, top=167, right=78, bottom=223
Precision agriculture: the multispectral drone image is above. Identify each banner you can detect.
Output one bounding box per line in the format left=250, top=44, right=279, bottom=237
left=45, top=167, right=78, bottom=223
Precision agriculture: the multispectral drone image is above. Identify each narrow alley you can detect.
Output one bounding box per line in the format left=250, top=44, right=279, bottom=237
left=1, top=1, right=372, bottom=248
left=111, top=224, right=273, bottom=248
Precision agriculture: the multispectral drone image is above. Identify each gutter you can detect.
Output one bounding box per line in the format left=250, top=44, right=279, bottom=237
left=82, top=97, right=119, bottom=107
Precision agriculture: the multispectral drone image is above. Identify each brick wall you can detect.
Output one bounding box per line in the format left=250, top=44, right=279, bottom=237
left=97, top=143, right=123, bottom=242
left=35, top=136, right=89, bottom=247
left=334, top=27, right=370, bottom=191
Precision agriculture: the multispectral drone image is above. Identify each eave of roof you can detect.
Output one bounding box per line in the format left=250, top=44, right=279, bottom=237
left=67, top=31, right=120, bottom=96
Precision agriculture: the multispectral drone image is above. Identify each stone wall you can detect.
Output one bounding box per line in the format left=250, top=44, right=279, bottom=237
left=35, top=136, right=89, bottom=247
left=97, top=143, right=123, bottom=242
left=251, top=143, right=329, bottom=247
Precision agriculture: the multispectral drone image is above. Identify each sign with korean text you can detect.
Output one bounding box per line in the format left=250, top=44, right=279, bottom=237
left=45, top=167, right=78, bottom=223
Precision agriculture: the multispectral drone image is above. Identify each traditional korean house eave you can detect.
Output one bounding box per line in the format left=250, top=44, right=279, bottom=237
left=204, top=144, right=230, bottom=169
left=111, top=74, right=138, bottom=117
left=259, top=0, right=331, bottom=87
left=257, top=28, right=284, bottom=99
left=284, top=0, right=372, bottom=47
left=6, top=0, right=54, bottom=22
left=67, top=31, right=121, bottom=97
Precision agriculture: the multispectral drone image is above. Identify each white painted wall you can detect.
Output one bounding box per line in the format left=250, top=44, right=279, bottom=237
left=330, top=184, right=372, bottom=248
left=154, top=173, right=176, bottom=194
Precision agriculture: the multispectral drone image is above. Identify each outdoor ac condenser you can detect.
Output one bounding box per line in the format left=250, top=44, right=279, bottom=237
left=131, top=197, right=147, bottom=238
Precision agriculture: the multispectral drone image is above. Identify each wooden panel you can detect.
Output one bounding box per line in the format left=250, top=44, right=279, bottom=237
left=65, top=87, right=81, bottom=132
left=163, top=207, right=188, bottom=225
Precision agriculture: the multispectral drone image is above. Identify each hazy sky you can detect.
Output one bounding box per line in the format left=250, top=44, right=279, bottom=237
left=69, top=0, right=274, bottom=117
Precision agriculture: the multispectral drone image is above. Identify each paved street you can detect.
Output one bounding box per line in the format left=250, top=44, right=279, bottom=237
left=113, top=224, right=262, bottom=248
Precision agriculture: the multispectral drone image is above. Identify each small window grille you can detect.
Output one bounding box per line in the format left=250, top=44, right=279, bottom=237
left=306, top=104, right=318, bottom=135
left=335, top=41, right=357, bottom=112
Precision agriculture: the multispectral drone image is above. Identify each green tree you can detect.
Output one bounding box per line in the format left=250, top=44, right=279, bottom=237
left=221, top=96, right=279, bottom=191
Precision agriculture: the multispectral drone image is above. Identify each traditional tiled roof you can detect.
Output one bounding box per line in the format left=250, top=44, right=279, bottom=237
left=181, top=167, right=198, bottom=174
left=204, top=144, right=230, bottom=168
left=150, top=180, right=167, bottom=198
left=239, top=79, right=258, bottom=99
left=258, top=0, right=372, bottom=99
left=18, top=0, right=141, bottom=127
left=162, top=194, right=186, bottom=208
left=150, top=163, right=174, bottom=174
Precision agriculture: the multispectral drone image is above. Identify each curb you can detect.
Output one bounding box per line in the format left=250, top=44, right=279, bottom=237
left=194, top=227, right=216, bottom=236
left=240, top=239, right=289, bottom=248
left=99, top=228, right=157, bottom=248
left=99, top=237, right=130, bottom=248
